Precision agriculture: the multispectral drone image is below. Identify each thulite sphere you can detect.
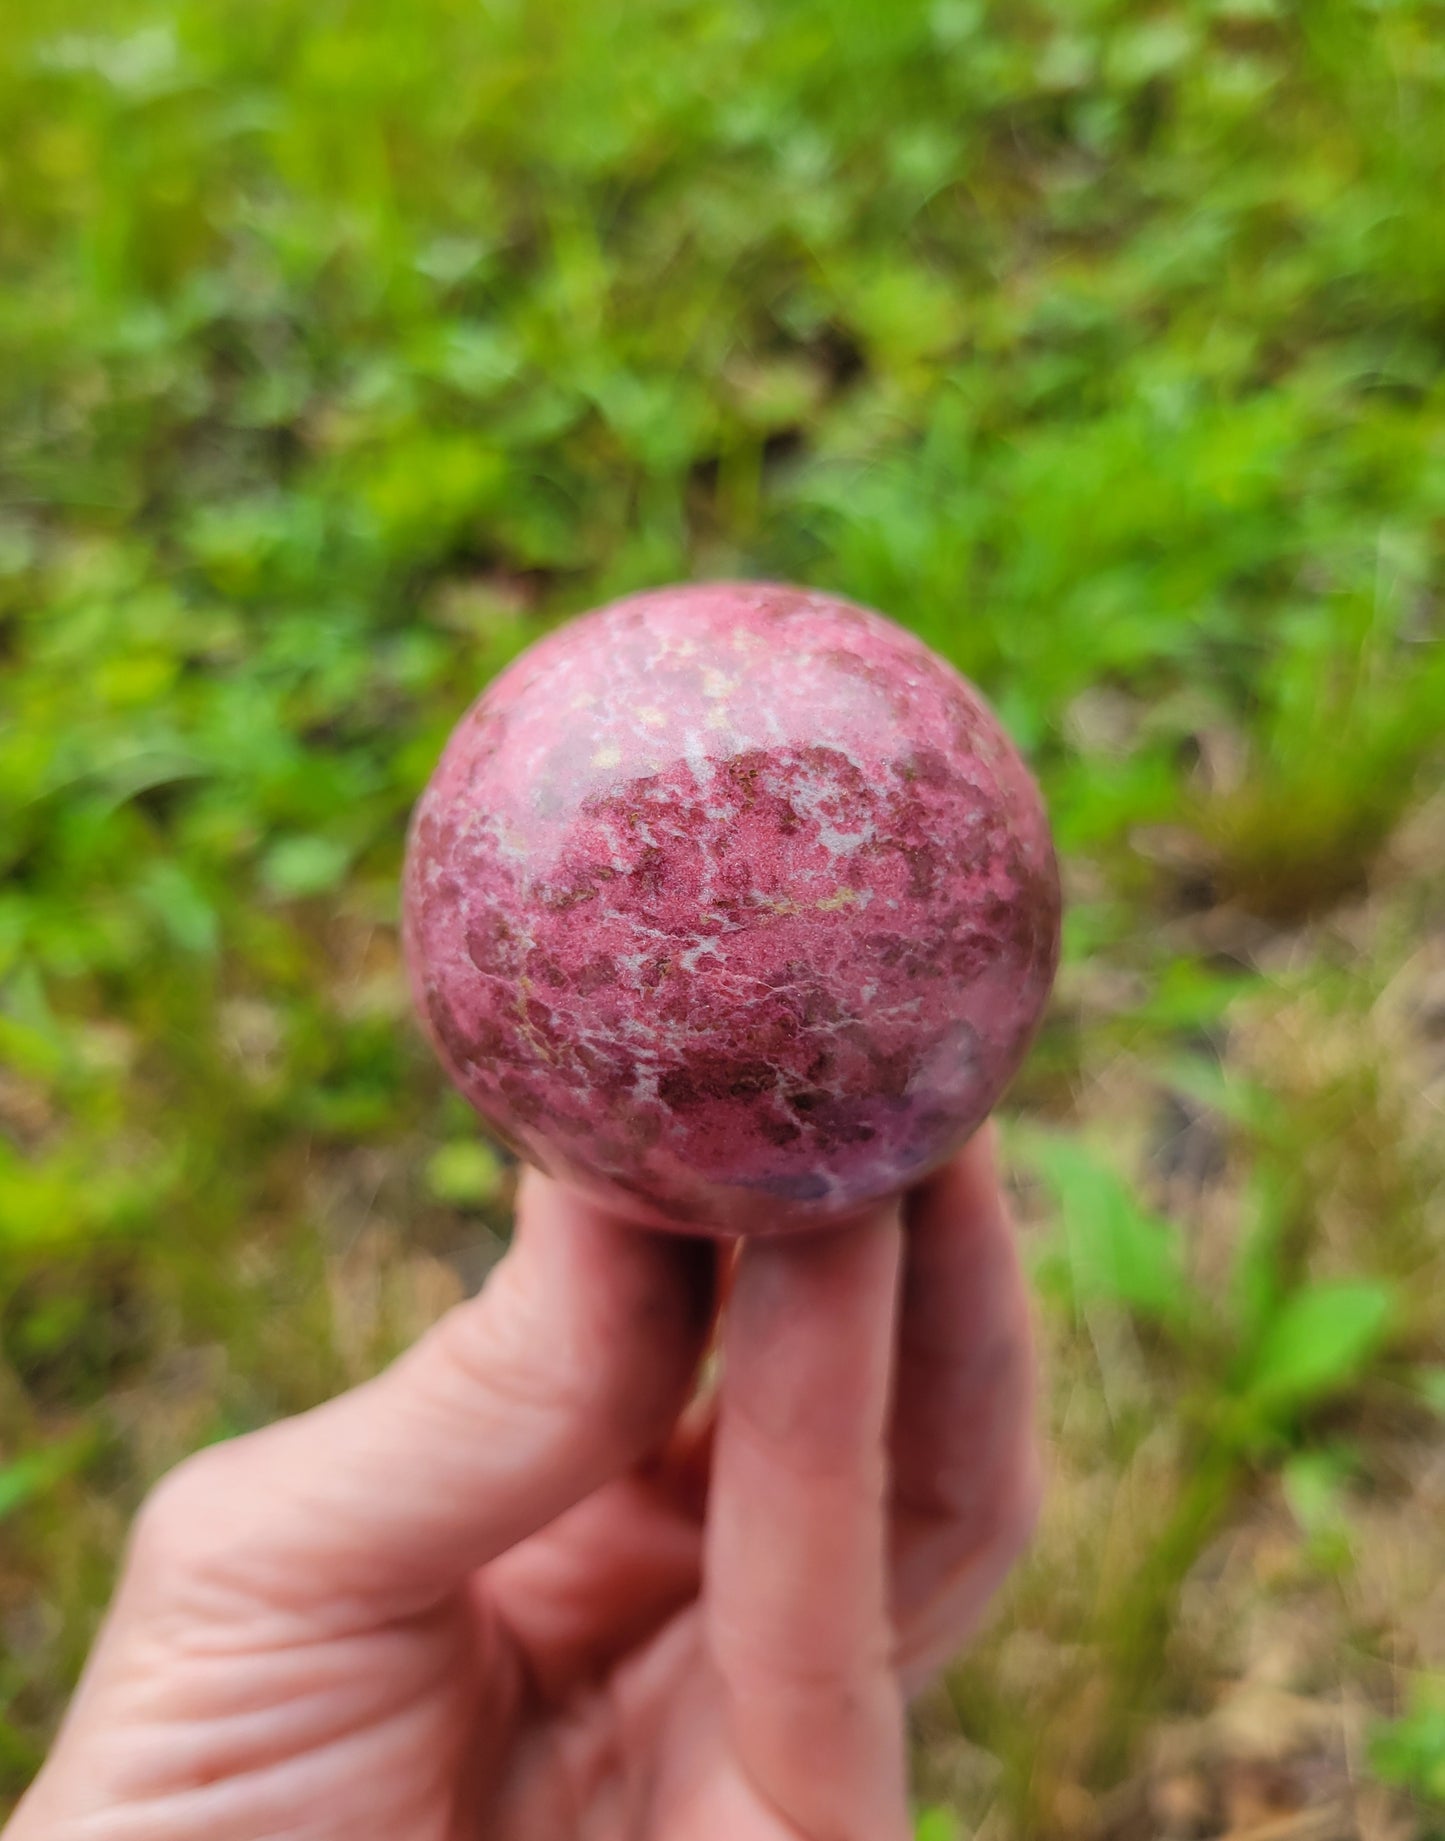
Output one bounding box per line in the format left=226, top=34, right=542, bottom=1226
left=403, top=583, right=1060, bottom=1235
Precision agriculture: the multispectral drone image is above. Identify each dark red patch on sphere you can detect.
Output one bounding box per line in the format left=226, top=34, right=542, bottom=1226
left=404, top=584, right=1060, bottom=1234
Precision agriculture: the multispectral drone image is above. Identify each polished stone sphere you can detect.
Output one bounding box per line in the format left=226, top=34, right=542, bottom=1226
left=404, top=583, right=1060, bottom=1234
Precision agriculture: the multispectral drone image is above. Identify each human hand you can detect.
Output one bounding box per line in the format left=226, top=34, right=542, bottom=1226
left=6, top=1128, right=1040, bottom=1841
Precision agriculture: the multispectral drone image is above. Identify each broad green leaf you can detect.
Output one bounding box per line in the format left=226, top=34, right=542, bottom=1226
left=915, top=1809, right=961, bottom=1841
left=1018, top=1133, right=1193, bottom=1328
left=1369, top=1677, right=1445, bottom=1805
left=1242, top=1282, right=1395, bottom=1416
left=1132, top=965, right=1257, bottom=1034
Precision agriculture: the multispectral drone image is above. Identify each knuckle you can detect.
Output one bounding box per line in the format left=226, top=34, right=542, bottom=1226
left=428, top=1244, right=692, bottom=1443
left=422, top=1256, right=673, bottom=1452
left=423, top=1278, right=566, bottom=1419
left=127, top=1444, right=241, bottom=1587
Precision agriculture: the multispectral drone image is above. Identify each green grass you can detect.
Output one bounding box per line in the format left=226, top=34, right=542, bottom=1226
left=2, top=0, right=1444, bottom=1830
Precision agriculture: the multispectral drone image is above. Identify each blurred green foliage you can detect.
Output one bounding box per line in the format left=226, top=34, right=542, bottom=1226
left=2, top=0, right=1443, bottom=1827
left=1372, top=1677, right=1445, bottom=1816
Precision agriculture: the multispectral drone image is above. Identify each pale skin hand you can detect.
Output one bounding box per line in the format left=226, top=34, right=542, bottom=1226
left=6, top=1128, right=1040, bottom=1841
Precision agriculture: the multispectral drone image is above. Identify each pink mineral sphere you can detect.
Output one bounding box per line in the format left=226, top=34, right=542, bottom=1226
left=403, top=583, right=1060, bottom=1235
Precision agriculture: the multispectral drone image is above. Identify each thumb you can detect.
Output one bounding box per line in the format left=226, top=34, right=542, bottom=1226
left=122, top=1173, right=716, bottom=1626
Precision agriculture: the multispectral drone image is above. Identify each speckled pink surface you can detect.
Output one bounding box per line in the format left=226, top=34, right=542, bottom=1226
left=403, top=583, right=1060, bottom=1235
